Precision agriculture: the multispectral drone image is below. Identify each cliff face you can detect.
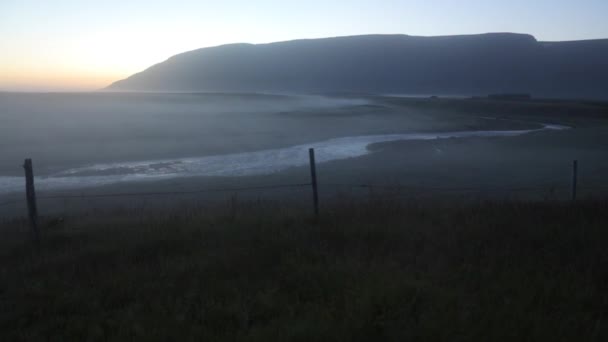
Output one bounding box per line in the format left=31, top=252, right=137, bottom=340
left=107, top=33, right=608, bottom=99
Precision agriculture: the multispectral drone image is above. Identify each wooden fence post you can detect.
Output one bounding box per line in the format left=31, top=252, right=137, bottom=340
left=572, top=160, right=578, bottom=202
left=23, top=159, right=39, bottom=245
left=309, top=148, right=319, bottom=219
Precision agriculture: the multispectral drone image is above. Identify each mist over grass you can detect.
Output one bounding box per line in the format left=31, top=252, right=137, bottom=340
left=1, top=94, right=608, bottom=219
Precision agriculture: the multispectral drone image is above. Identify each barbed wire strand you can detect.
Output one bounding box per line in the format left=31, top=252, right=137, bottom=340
left=36, top=183, right=311, bottom=201
left=0, top=199, right=22, bottom=207
left=1, top=182, right=607, bottom=207
left=321, top=183, right=570, bottom=192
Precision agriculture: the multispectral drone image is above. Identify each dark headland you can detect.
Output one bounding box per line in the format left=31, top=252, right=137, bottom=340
left=107, top=33, right=608, bottom=100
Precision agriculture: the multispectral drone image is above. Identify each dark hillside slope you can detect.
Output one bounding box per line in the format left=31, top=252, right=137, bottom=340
left=107, top=33, right=608, bottom=99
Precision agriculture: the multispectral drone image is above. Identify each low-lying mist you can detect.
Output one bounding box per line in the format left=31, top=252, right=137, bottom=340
left=0, top=92, right=370, bottom=176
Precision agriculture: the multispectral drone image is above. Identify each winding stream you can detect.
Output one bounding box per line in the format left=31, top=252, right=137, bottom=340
left=0, top=123, right=569, bottom=195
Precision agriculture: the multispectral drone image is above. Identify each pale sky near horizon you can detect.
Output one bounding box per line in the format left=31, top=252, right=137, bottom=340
left=1, top=0, right=608, bottom=91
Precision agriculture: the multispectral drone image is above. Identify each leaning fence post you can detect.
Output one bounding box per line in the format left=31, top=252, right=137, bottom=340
left=309, top=148, right=319, bottom=219
left=23, top=159, right=39, bottom=245
left=571, top=160, right=578, bottom=202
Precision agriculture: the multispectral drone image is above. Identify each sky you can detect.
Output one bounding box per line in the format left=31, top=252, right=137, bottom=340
left=1, top=0, right=608, bottom=91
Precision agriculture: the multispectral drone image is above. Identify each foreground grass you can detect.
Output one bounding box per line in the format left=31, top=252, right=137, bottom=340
left=1, top=198, right=607, bottom=341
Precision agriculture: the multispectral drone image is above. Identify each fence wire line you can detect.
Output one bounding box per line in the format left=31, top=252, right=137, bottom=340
left=0, top=183, right=310, bottom=207
left=0, top=199, right=22, bottom=207
left=36, top=183, right=312, bottom=201
left=1, top=182, right=607, bottom=208
left=321, top=183, right=570, bottom=192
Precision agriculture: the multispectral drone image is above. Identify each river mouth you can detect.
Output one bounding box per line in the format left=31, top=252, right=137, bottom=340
left=0, top=124, right=569, bottom=195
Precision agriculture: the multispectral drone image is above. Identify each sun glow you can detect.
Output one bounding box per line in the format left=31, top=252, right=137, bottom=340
left=0, top=27, right=215, bottom=91
left=1, top=0, right=607, bottom=91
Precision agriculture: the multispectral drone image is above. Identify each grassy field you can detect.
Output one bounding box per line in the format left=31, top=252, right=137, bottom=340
left=1, top=197, right=607, bottom=341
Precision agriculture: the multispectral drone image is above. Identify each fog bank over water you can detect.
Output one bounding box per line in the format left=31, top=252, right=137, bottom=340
left=2, top=91, right=592, bottom=202
left=0, top=123, right=568, bottom=195
left=0, top=92, right=370, bottom=176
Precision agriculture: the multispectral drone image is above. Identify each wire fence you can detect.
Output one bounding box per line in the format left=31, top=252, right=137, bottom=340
left=2, top=181, right=607, bottom=208
left=36, top=183, right=312, bottom=201
left=1, top=154, right=607, bottom=215
left=0, top=183, right=312, bottom=210
left=0, top=199, right=21, bottom=207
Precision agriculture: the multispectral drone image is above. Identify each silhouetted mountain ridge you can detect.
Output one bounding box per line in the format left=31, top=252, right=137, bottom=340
left=107, top=33, right=608, bottom=99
